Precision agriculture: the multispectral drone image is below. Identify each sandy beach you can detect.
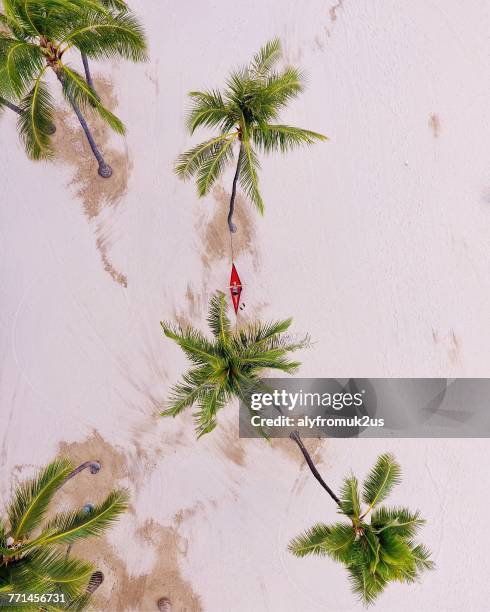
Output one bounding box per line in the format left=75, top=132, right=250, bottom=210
left=1, top=1, right=490, bottom=610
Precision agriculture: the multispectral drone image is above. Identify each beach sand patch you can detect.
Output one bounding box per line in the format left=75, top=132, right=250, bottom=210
left=53, top=433, right=202, bottom=611
left=53, top=77, right=130, bottom=287
left=198, top=185, right=258, bottom=269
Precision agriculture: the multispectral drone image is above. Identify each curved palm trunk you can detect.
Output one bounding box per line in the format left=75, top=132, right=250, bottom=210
left=81, top=53, right=96, bottom=92
left=68, top=97, right=112, bottom=177
left=64, top=460, right=101, bottom=484
left=228, top=144, right=244, bottom=233
left=289, top=431, right=342, bottom=507
left=55, top=73, right=112, bottom=178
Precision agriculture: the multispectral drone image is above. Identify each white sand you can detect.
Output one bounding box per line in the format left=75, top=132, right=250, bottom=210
left=1, top=1, right=490, bottom=610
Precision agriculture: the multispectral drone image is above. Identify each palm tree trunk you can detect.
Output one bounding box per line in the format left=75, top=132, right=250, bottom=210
left=228, top=144, right=244, bottom=233
left=69, top=98, right=112, bottom=177
left=81, top=52, right=96, bottom=92
left=289, top=431, right=342, bottom=507
left=55, top=72, right=112, bottom=177
left=64, top=460, right=101, bottom=483
left=0, top=96, right=21, bottom=114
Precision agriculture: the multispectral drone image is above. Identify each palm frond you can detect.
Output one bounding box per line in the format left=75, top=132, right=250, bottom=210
left=61, top=10, right=147, bottom=62
left=362, top=453, right=401, bottom=511
left=239, top=140, right=264, bottom=214
left=207, top=291, right=231, bottom=345
left=320, top=523, right=356, bottom=563
left=236, top=319, right=293, bottom=347
left=252, top=124, right=327, bottom=153
left=8, top=458, right=73, bottom=540
left=193, top=387, right=228, bottom=438
left=58, top=64, right=124, bottom=134
left=12, top=550, right=94, bottom=600
left=238, top=350, right=302, bottom=375
left=161, top=365, right=214, bottom=418
left=288, top=523, right=331, bottom=557
left=0, top=36, right=43, bottom=98
left=347, top=562, right=386, bottom=606
left=186, top=89, right=234, bottom=134
left=371, top=506, right=425, bottom=539
left=260, top=66, right=304, bottom=115
left=160, top=321, right=218, bottom=366
left=0, top=521, right=7, bottom=547
left=100, top=0, right=128, bottom=11
left=174, top=132, right=237, bottom=181
left=37, top=489, right=129, bottom=546
left=339, top=475, right=361, bottom=519
left=411, top=544, right=435, bottom=572
left=17, top=73, right=55, bottom=159
left=196, top=136, right=236, bottom=196
left=249, top=37, right=281, bottom=77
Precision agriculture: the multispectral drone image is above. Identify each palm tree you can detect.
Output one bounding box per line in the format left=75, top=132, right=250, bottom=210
left=0, top=0, right=146, bottom=177
left=160, top=291, right=309, bottom=438
left=0, top=458, right=128, bottom=609
left=175, top=38, right=327, bottom=232
left=288, top=433, right=434, bottom=606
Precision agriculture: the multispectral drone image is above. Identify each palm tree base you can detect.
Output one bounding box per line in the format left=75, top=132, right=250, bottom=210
left=89, top=461, right=101, bottom=474
left=157, top=598, right=171, bottom=611
left=98, top=163, right=113, bottom=178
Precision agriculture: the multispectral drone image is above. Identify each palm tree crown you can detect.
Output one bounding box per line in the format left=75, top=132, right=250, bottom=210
left=175, top=38, right=327, bottom=232
left=0, top=458, right=128, bottom=609
left=0, top=0, right=146, bottom=172
left=161, top=291, right=309, bottom=438
left=289, top=452, right=434, bottom=605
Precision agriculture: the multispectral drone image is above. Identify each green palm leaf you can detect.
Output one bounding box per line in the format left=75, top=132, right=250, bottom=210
left=362, top=453, right=401, bottom=511
left=250, top=37, right=281, bottom=77
left=207, top=291, right=231, bottom=345
left=61, top=10, right=147, bottom=62
left=193, top=388, right=227, bottom=438
left=288, top=523, right=331, bottom=557
left=347, top=562, right=386, bottom=606
left=7, top=458, right=73, bottom=540
left=371, top=506, right=425, bottom=539
left=11, top=549, right=94, bottom=600
left=339, top=475, right=361, bottom=519
left=196, top=136, right=236, bottom=196
left=17, top=73, right=55, bottom=159
left=160, top=322, right=219, bottom=366
left=0, top=37, right=43, bottom=98
left=239, top=140, right=264, bottom=214
left=411, top=543, right=435, bottom=572
left=320, top=523, right=356, bottom=563
left=252, top=124, right=327, bottom=153
left=239, top=319, right=293, bottom=347
left=161, top=365, right=214, bottom=418
left=186, top=89, right=233, bottom=134
left=37, top=489, right=129, bottom=546
left=174, top=132, right=237, bottom=181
